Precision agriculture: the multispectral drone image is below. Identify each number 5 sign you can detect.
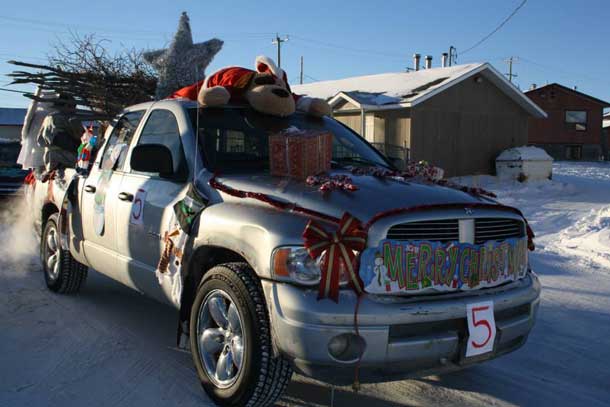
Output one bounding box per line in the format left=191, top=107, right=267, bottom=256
left=466, top=301, right=496, bottom=357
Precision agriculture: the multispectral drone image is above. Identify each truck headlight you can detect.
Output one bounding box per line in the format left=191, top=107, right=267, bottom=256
left=272, top=246, right=351, bottom=286
left=272, top=246, right=321, bottom=285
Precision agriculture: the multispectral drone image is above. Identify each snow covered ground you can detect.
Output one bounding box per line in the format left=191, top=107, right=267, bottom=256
left=2, top=161, right=610, bottom=407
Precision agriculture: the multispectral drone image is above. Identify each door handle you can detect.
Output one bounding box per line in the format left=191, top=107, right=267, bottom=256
left=118, top=192, right=134, bottom=202
left=84, top=185, right=96, bottom=193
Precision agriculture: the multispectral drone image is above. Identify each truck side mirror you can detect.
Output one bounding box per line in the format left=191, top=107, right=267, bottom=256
left=130, top=144, right=174, bottom=178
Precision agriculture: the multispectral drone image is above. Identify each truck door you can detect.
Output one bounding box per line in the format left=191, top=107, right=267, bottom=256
left=114, top=108, right=189, bottom=303
left=81, top=110, right=145, bottom=281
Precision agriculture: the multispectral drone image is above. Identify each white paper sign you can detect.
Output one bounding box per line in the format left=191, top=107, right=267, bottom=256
left=466, top=301, right=496, bottom=357
left=130, top=188, right=147, bottom=225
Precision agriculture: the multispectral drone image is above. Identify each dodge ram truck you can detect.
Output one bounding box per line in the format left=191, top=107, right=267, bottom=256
left=28, top=99, right=540, bottom=406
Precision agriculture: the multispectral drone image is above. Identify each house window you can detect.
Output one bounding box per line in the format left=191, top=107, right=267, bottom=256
left=565, top=110, right=587, bottom=131
left=565, top=145, right=582, bottom=160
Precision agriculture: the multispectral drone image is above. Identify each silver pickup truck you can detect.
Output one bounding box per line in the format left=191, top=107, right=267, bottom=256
left=29, top=99, right=540, bottom=406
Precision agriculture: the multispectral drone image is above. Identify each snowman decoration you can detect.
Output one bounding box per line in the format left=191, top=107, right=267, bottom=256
left=373, top=254, right=388, bottom=288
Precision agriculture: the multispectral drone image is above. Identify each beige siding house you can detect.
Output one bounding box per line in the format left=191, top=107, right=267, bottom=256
left=293, top=63, right=546, bottom=176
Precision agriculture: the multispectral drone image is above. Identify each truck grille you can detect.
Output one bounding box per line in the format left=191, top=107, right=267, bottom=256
left=386, top=218, right=525, bottom=244
left=474, top=218, right=524, bottom=244
left=386, top=219, right=459, bottom=243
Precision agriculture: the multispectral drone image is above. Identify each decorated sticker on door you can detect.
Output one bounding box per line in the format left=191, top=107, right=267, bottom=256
left=93, top=143, right=127, bottom=236
left=130, top=188, right=147, bottom=225
left=359, top=237, right=528, bottom=295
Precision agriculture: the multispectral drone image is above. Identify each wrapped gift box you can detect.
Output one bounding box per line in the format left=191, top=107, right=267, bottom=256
left=269, top=129, right=333, bottom=180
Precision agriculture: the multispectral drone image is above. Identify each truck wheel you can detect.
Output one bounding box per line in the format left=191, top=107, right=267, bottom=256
left=190, top=262, right=293, bottom=406
left=41, top=213, right=88, bottom=294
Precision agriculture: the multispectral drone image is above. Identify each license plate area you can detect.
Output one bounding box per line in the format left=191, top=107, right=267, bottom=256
left=459, top=301, right=498, bottom=363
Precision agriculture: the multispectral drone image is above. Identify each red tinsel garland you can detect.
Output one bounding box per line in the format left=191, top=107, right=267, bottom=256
left=305, top=174, right=359, bottom=192
left=208, top=175, right=342, bottom=224
left=208, top=174, right=534, bottom=249
left=347, top=164, right=498, bottom=199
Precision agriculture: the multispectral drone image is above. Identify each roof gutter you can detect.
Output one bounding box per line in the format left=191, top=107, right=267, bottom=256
left=333, top=103, right=411, bottom=114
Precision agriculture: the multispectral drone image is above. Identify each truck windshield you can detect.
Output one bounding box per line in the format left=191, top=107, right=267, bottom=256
left=189, top=107, right=390, bottom=174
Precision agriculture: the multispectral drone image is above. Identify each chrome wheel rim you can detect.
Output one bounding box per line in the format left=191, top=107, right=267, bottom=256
left=44, top=225, right=60, bottom=280
left=196, top=289, right=245, bottom=388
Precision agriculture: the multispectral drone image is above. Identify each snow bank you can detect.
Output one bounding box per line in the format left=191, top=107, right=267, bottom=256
left=456, top=161, right=610, bottom=270
left=554, top=206, right=610, bottom=268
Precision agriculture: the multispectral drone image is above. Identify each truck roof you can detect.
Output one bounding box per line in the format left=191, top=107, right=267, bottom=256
left=123, top=98, right=199, bottom=113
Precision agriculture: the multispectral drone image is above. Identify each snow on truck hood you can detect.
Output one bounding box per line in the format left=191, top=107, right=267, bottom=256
left=213, top=172, right=489, bottom=222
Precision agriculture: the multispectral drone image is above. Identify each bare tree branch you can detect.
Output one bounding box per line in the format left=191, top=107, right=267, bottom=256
left=7, top=33, right=157, bottom=117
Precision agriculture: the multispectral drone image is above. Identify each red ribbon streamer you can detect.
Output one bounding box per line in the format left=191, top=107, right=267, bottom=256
left=303, top=213, right=367, bottom=302
left=209, top=175, right=342, bottom=224
left=209, top=175, right=534, bottom=248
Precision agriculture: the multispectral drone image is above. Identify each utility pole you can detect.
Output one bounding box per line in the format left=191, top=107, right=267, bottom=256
left=299, top=56, right=304, bottom=84
left=272, top=33, right=289, bottom=68
left=505, top=56, right=518, bottom=83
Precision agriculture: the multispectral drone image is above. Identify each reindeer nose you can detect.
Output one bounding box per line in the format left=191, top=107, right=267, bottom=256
left=272, top=88, right=289, bottom=98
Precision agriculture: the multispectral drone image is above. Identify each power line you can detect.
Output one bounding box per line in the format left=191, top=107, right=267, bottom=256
left=460, top=0, right=528, bottom=56
left=517, top=56, right=609, bottom=85
left=0, top=15, right=274, bottom=39
left=290, top=35, right=406, bottom=60
left=0, top=15, right=275, bottom=44
left=303, top=74, right=320, bottom=83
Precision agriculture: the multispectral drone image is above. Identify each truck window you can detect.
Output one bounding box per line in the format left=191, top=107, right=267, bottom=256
left=100, top=111, right=145, bottom=171
left=189, top=107, right=390, bottom=174
left=134, top=109, right=187, bottom=175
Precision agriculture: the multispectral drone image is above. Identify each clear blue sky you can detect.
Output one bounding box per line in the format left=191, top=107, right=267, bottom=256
left=1, top=0, right=609, bottom=111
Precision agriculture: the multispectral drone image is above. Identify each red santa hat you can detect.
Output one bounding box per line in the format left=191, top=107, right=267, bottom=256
left=255, top=55, right=288, bottom=85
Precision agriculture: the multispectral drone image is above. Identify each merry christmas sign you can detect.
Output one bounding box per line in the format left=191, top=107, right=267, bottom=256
left=359, top=237, right=528, bottom=295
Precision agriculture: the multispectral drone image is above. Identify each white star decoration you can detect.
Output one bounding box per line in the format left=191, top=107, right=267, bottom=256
left=144, top=12, right=223, bottom=99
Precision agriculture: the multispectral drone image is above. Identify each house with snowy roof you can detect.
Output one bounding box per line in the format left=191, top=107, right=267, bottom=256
left=0, top=107, right=26, bottom=141
left=525, top=84, right=610, bottom=161
left=293, top=60, right=546, bottom=176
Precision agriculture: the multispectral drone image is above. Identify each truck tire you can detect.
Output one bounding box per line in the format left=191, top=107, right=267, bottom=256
left=190, top=262, right=293, bottom=406
left=41, top=213, right=88, bottom=294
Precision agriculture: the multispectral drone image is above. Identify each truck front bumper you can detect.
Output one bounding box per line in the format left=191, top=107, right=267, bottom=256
left=262, top=272, right=541, bottom=385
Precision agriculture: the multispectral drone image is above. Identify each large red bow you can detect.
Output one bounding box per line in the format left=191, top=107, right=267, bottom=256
left=302, top=212, right=367, bottom=302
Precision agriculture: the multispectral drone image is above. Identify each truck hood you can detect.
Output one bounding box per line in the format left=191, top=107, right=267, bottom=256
left=214, top=172, right=492, bottom=222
